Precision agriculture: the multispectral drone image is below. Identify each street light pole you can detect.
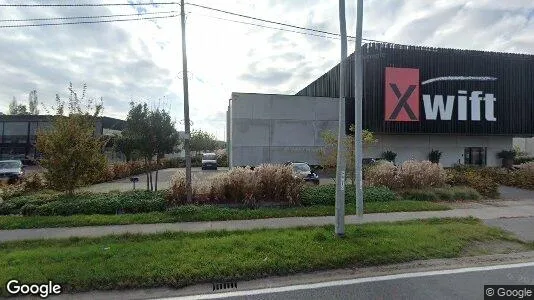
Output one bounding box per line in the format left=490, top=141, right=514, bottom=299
left=180, top=0, right=192, bottom=203
left=335, top=0, right=348, bottom=237
left=354, top=0, right=364, bottom=216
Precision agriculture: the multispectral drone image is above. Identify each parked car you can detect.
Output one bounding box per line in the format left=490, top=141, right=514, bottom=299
left=284, top=161, right=320, bottom=185
left=0, top=160, right=24, bottom=184
left=201, top=153, right=218, bottom=170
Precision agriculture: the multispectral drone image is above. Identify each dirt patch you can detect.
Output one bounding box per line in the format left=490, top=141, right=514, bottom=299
left=461, top=239, right=530, bottom=256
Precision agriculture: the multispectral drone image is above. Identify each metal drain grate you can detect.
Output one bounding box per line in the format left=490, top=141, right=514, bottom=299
left=212, top=281, right=238, bottom=291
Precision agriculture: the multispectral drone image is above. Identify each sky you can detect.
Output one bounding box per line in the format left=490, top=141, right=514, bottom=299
left=0, top=0, right=534, bottom=140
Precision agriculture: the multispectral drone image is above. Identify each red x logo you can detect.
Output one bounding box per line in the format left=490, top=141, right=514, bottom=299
left=385, top=67, right=420, bottom=121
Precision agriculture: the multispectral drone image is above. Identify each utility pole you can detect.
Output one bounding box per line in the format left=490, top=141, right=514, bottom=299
left=335, top=0, right=348, bottom=237
left=180, top=0, right=192, bottom=203
left=354, top=0, right=364, bottom=216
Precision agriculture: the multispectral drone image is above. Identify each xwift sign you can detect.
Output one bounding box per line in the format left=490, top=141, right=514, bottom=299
left=338, top=43, right=534, bottom=135
left=384, top=67, right=497, bottom=122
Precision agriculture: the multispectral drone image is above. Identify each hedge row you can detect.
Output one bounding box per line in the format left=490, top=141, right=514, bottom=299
left=0, top=191, right=166, bottom=216
left=301, top=185, right=398, bottom=206
left=398, top=187, right=481, bottom=201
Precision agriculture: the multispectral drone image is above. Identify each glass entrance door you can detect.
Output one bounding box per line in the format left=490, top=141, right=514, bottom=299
left=464, top=147, right=487, bottom=166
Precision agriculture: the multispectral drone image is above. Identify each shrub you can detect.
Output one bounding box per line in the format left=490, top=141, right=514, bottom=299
left=300, top=184, right=396, bottom=205
left=364, top=186, right=397, bottom=202
left=207, top=165, right=303, bottom=207
left=432, top=188, right=454, bottom=201
left=366, top=161, right=399, bottom=188
left=367, top=160, right=446, bottom=190
left=382, top=150, right=397, bottom=162
left=451, top=187, right=482, bottom=201
left=2, top=191, right=166, bottom=216
left=23, top=173, right=47, bottom=192
left=428, top=149, right=442, bottom=164
left=398, top=187, right=481, bottom=201
left=514, top=156, right=534, bottom=165
left=399, top=189, right=438, bottom=201
left=445, top=168, right=500, bottom=198
left=397, top=160, right=446, bottom=189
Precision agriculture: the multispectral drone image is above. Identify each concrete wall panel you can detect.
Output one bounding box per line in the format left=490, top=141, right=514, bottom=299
left=271, top=120, right=315, bottom=147
left=232, top=119, right=270, bottom=147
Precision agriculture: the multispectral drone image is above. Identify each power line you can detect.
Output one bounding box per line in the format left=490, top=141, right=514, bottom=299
left=0, top=2, right=178, bottom=7
left=0, top=10, right=178, bottom=23
left=0, top=14, right=178, bottom=28
left=185, top=2, right=385, bottom=42
left=191, top=12, right=347, bottom=41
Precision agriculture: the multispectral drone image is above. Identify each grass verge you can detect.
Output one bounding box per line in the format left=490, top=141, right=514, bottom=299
left=0, top=201, right=449, bottom=229
left=0, top=218, right=519, bottom=295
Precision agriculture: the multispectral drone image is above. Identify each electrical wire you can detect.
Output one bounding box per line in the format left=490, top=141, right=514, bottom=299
left=0, top=1, right=393, bottom=45
left=0, top=10, right=178, bottom=23
left=0, top=2, right=178, bottom=7
left=0, top=14, right=178, bottom=28
left=190, top=12, right=347, bottom=41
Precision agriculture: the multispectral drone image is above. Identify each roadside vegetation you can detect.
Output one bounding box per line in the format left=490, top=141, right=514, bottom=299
left=0, top=218, right=524, bottom=295
left=0, top=185, right=449, bottom=229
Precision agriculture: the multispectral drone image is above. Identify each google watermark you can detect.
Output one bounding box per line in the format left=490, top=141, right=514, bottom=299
left=5, top=280, right=62, bottom=298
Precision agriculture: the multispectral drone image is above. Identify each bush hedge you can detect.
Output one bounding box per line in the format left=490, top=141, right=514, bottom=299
left=366, top=160, right=446, bottom=189
left=399, top=187, right=481, bottom=201
left=301, top=184, right=398, bottom=206
left=445, top=167, right=500, bottom=198
left=0, top=191, right=167, bottom=216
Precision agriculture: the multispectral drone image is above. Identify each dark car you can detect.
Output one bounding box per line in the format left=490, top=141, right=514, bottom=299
left=201, top=153, right=218, bottom=170
left=285, top=162, right=320, bottom=185
left=0, top=160, right=24, bottom=184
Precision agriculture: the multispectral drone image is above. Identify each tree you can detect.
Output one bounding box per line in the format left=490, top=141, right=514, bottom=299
left=28, top=90, right=39, bottom=115
left=36, top=83, right=107, bottom=195
left=318, top=124, right=377, bottom=185
left=150, top=108, right=180, bottom=191
left=8, top=96, right=28, bottom=115
left=190, top=129, right=218, bottom=155
left=122, top=102, right=180, bottom=191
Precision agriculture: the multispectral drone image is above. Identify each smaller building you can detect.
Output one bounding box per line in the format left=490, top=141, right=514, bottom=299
left=0, top=115, right=125, bottom=161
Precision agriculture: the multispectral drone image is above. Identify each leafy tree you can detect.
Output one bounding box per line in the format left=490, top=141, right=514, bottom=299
left=190, top=129, right=218, bottom=155
left=36, top=83, right=107, bottom=195
left=112, top=134, right=136, bottom=162
left=122, top=103, right=180, bottom=191
left=150, top=108, right=180, bottom=191
left=28, top=90, right=39, bottom=115
left=319, top=124, right=377, bottom=185
left=8, top=96, right=28, bottom=115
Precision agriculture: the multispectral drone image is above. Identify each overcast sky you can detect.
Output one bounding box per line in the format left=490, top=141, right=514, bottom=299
left=1, top=0, right=533, bottom=140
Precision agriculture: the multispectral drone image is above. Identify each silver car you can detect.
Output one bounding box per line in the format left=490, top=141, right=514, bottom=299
left=0, top=160, right=24, bottom=184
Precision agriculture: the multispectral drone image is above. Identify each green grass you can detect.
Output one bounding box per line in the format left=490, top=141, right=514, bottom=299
left=0, top=201, right=449, bottom=230
left=0, top=218, right=514, bottom=294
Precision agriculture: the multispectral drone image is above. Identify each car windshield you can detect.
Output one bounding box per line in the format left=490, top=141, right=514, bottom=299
left=203, top=154, right=216, bottom=160
left=292, top=163, right=311, bottom=172
left=0, top=161, right=21, bottom=169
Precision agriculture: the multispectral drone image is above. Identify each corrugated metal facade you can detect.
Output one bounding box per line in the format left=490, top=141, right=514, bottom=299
left=296, top=43, right=534, bottom=136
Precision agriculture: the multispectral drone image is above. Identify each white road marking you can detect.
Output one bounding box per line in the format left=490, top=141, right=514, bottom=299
left=421, top=76, right=497, bottom=85
left=164, top=261, right=534, bottom=299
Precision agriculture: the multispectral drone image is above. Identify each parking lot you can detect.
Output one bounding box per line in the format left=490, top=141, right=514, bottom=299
left=79, top=167, right=229, bottom=193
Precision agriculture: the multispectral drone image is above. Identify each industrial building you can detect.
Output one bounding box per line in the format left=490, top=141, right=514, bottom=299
left=0, top=115, right=125, bottom=161
left=227, top=43, right=534, bottom=168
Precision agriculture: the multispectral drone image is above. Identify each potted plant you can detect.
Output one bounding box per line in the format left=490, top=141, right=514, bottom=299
left=428, top=149, right=442, bottom=164
left=382, top=150, right=397, bottom=163
left=497, top=150, right=516, bottom=169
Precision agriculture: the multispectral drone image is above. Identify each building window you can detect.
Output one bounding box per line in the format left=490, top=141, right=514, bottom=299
left=464, top=147, right=487, bottom=166
left=3, top=122, right=29, bottom=144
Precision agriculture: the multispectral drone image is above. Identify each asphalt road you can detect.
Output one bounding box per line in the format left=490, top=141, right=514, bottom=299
left=176, top=263, right=534, bottom=300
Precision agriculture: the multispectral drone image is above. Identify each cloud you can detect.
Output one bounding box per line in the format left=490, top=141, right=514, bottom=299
left=1, top=0, right=534, bottom=141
